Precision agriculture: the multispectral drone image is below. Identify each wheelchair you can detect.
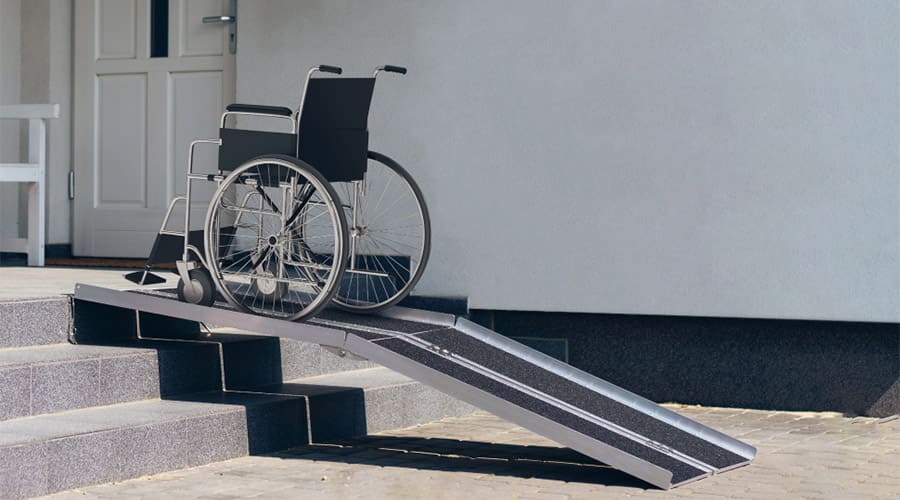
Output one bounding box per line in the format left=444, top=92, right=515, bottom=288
left=127, top=65, right=430, bottom=321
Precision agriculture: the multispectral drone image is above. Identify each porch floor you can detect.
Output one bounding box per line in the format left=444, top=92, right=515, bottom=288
left=0, top=266, right=177, bottom=302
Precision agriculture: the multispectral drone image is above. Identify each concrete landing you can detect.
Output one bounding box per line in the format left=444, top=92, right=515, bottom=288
left=0, top=267, right=176, bottom=302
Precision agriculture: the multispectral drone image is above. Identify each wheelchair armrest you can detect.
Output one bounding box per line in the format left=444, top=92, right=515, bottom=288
left=226, top=103, right=293, bottom=117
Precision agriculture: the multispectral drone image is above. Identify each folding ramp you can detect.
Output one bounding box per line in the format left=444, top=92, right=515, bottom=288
left=73, top=284, right=756, bottom=490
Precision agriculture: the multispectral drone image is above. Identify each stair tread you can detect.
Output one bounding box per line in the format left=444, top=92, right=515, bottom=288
left=0, top=343, right=155, bottom=367
left=0, top=392, right=294, bottom=448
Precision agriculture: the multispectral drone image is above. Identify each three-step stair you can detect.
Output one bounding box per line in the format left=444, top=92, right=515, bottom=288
left=0, top=296, right=472, bottom=498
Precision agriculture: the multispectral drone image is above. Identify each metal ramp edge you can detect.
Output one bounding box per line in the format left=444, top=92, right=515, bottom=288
left=72, top=283, right=755, bottom=489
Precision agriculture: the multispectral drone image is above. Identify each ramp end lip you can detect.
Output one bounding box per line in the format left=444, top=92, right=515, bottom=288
left=714, top=458, right=755, bottom=475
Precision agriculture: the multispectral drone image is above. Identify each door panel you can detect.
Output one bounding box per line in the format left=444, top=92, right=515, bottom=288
left=178, top=0, right=225, bottom=57
left=96, top=0, right=139, bottom=60
left=170, top=71, right=222, bottom=202
left=74, top=0, right=235, bottom=257
left=96, top=74, right=147, bottom=207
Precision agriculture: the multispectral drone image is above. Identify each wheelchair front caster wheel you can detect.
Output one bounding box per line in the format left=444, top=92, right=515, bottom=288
left=177, top=269, right=216, bottom=306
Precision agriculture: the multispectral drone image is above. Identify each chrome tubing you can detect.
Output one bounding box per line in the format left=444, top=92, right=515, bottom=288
left=182, top=138, right=222, bottom=263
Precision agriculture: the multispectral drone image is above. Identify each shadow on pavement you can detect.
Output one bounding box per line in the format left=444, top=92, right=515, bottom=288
left=274, top=435, right=651, bottom=489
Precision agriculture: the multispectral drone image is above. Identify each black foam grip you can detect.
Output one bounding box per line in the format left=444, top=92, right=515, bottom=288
left=318, top=65, right=342, bottom=74
left=226, top=103, right=293, bottom=116
left=384, top=65, right=407, bottom=75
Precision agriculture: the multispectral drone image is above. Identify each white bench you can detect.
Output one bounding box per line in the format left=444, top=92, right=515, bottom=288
left=0, top=104, right=59, bottom=266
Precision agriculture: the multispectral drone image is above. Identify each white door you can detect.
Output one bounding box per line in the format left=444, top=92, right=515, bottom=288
left=73, top=0, right=235, bottom=257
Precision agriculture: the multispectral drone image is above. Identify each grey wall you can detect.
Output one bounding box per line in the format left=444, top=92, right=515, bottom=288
left=243, top=1, right=898, bottom=322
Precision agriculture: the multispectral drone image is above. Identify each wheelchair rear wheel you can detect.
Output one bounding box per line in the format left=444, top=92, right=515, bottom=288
left=330, top=151, right=431, bottom=311
left=204, top=156, right=348, bottom=320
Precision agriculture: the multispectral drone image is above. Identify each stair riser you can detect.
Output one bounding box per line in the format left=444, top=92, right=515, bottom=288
left=222, top=337, right=376, bottom=388
left=306, top=383, right=476, bottom=442
left=74, top=300, right=378, bottom=383
left=0, top=298, right=70, bottom=348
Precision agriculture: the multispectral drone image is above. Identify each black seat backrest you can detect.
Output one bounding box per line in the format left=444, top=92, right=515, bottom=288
left=218, top=77, right=376, bottom=182
left=298, top=78, right=376, bottom=182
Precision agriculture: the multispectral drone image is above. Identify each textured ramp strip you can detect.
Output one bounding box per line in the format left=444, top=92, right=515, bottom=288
left=416, top=328, right=746, bottom=470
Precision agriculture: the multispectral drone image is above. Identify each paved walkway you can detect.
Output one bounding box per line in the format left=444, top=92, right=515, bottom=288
left=41, top=405, right=899, bottom=499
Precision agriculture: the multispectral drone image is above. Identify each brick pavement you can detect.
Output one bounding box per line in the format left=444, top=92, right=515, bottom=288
left=40, top=406, right=899, bottom=499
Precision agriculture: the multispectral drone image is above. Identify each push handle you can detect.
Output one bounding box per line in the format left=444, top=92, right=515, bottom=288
left=383, top=65, right=407, bottom=75
left=373, top=65, right=408, bottom=78
left=318, top=65, right=343, bottom=75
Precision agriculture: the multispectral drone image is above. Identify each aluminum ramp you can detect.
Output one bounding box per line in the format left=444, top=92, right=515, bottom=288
left=73, top=283, right=755, bottom=489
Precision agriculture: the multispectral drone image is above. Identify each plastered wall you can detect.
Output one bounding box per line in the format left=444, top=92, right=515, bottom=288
left=237, top=1, right=899, bottom=322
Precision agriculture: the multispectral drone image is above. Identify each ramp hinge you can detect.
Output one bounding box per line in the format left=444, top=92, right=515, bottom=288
left=645, top=440, right=674, bottom=455
left=430, top=344, right=451, bottom=356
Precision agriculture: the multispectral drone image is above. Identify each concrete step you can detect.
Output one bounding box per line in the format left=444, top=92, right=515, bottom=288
left=211, top=328, right=378, bottom=387
left=0, top=394, right=308, bottom=499
left=0, top=297, right=70, bottom=348
left=237, top=366, right=477, bottom=442
left=75, top=337, right=226, bottom=397
left=79, top=326, right=383, bottom=392
left=0, top=343, right=159, bottom=421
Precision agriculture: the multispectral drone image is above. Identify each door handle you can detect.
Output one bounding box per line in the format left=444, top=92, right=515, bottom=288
left=201, top=0, right=237, bottom=54
left=202, top=15, right=235, bottom=24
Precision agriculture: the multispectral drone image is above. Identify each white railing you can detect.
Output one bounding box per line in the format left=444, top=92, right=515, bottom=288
left=0, top=104, right=60, bottom=266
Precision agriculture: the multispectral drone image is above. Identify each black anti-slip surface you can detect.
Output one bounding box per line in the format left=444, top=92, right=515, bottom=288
left=371, top=337, right=706, bottom=486
left=413, top=329, right=745, bottom=470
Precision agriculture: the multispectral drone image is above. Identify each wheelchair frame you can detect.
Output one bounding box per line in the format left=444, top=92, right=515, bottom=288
left=135, top=64, right=430, bottom=320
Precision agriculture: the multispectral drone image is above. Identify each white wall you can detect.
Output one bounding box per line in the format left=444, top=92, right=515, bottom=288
left=37, top=0, right=73, bottom=245
left=237, top=0, right=899, bottom=322
left=0, top=0, right=22, bottom=240
left=0, top=0, right=72, bottom=245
